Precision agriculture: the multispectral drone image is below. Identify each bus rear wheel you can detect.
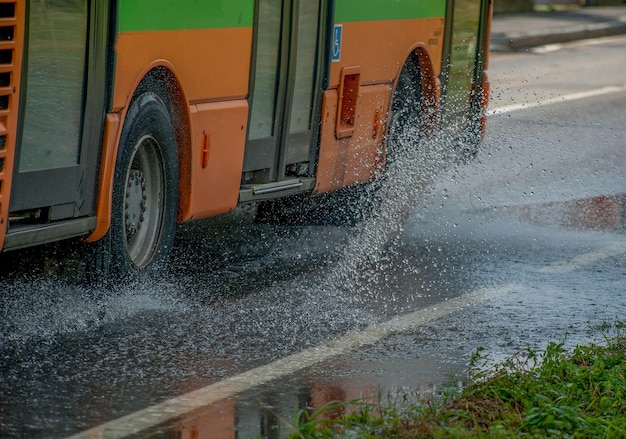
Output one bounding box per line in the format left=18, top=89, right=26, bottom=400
left=387, top=56, right=422, bottom=167
left=108, top=92, right=179, bottom=277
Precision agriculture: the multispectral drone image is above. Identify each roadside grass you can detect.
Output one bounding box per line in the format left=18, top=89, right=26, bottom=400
left=288, top=321, right=626, bottom=438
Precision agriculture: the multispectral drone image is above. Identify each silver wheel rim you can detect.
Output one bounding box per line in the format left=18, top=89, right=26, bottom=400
left=123, top=135, right=165, bottom=269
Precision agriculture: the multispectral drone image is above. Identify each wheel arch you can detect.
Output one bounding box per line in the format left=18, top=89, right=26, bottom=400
left=87, top=63, right=192, bottom=243
left=390, top=44, right=440, bottom=136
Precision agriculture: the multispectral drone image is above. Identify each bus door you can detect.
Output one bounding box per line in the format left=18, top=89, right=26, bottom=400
left=10, top=0, right=107, bottom=224
left=243, top=0, right=323, bottom=186
left=440, top=0, right=490, bottom=137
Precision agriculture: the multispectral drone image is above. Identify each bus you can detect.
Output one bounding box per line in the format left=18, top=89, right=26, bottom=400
left=0, top=0, right=492, bottom=276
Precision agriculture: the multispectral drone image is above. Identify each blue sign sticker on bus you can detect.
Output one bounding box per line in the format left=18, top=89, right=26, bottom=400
left=332, top=24, right=342, bottom=62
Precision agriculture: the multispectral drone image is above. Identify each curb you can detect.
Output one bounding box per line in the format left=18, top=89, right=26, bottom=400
left=491, top=18, right=626, bottom=51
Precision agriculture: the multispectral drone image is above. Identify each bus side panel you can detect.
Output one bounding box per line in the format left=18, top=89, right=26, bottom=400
left=187, top=101, right=248, bottom=220
left=113, top=28, right=252, bottom=110
left=314, top=85, right=390, bottom=194
left=315, top=18, right=444, bottom=194
left=328, top=18, right=444, bottom=88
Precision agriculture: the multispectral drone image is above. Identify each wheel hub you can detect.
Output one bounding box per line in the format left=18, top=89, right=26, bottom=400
left=125, top=169, right=147, bottom=237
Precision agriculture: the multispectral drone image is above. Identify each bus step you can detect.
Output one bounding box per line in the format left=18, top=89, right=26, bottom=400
left=239, top=178, right=315, bottom=203
left=4, top=216, right=97, bottom=251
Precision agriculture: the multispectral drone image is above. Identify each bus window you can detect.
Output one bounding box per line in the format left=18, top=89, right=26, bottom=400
left=247, top=0, right=282, bottom=143
left=8, top=0, right=106, bottom=222
left=19, top=0, right=87, bottom=171
left=289, top=1, right=319, bottom=134
left=285, top=0, right=321, bottom=167
left=9, top=0, right=91, bottom=216
left=442, top=0, right=484, bottom=128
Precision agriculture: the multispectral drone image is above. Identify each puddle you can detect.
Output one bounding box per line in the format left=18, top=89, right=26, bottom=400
left=133, top=348, right=466, bottom=439
left=505, top=194, right=626, bottom=232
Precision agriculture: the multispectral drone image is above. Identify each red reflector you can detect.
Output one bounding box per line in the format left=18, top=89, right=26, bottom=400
left=202, top=132, right=210, bottom=169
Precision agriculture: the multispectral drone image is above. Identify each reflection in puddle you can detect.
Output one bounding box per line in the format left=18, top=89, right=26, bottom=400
left=140, top=351, right=465, bottom=439
left=141, top=384, right=437, bottom=439
left=151, top=401, right=237, bottom=439
left=509, top=195, right=625, bottom=232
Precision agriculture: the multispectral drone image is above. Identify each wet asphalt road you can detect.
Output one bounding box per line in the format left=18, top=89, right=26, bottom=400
left=1, top=36, right=626, bottom=438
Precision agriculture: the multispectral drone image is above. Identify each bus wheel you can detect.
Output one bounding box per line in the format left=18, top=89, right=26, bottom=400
left=109, top=92, right=179, bottom=276
left=387, top=57, right=422, bottom=167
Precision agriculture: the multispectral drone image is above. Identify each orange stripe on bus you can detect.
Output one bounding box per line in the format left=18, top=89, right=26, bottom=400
left=329, top=18, right=444, bottom=88
left=113, top=27, right=253, bottom=111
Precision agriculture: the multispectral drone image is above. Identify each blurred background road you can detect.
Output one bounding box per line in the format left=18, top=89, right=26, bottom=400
left=492, top=2, right=626, bottom=51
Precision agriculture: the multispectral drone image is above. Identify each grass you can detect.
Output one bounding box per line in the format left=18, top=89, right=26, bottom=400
left=287, top=322, right=626, bottom=438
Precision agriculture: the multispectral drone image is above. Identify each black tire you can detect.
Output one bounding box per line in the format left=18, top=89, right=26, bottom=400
left=105, top=92, right=179, bottom=277
left=386, top=57, right=422, bottom=168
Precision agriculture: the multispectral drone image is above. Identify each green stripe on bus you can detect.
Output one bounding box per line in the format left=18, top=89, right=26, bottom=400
left=118, top=0, right=254, bottom=32
left=334, top=0, right=445, bottom=22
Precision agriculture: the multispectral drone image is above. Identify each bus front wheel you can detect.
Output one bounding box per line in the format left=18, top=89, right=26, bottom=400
left=107, top=92, right=179, bottom=277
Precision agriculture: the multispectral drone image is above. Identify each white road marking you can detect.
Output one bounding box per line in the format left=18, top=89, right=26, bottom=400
left=530, top=43, right=564, bottom=53
left=68, top=284, right=519, bottom=439
left=487, top=84, right=626, bottom=116
left=540, top=243, right=626, bottom=274
left=530, top=35, right=626, bottom=53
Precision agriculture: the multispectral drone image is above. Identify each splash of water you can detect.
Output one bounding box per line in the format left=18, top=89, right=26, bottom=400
left=0, top=277, right=190, bottom=345
left=320, top=120, right=465, bottom=297
left=0, top=107, right=477, bottom=346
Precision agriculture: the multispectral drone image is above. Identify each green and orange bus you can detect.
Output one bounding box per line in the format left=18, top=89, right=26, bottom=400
left=0, top=0, right=491, bottom=275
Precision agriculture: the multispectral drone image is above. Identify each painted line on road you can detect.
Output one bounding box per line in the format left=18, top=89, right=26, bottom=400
left=530, top=35, right=626, bottom=53
left=529, top=43, right=564, bottom=53
left=540, top=243, right=626, bottom=274
left=68, top=284, right=519, bottom=439
left=487, top=84, right=626, bottom=116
